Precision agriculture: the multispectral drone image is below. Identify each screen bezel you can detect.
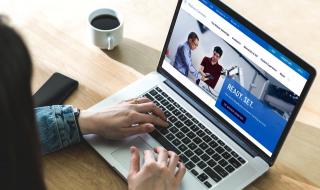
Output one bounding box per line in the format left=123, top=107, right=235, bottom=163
left=157, top=0, right=317, bottom=166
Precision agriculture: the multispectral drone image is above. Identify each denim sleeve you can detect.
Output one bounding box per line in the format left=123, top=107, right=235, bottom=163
left=34, top=105, right=81, bottom=155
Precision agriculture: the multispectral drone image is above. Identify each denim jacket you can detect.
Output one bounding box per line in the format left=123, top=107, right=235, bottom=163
left=34, top=105, right=81, bottom=155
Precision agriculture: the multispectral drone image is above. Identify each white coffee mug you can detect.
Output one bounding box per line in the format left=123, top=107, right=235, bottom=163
left=88, top=8, right=123, bottom=50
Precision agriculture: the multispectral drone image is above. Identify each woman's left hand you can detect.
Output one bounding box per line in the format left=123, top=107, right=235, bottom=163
left=78, top=97, right=168, bottom=139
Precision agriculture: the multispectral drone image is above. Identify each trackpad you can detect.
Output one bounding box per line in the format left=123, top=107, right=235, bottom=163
left=111, top=137, right=153, bottom=170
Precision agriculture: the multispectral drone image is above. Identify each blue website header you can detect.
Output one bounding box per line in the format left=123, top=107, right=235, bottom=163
left=199, top=0, right=309, bottom=79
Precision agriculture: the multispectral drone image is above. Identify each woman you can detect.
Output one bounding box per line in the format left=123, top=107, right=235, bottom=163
left=0, top=17, right=185, bottom=190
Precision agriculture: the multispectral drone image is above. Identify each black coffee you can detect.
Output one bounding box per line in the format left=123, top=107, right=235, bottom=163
left=91, top=15, right=120, bottom=30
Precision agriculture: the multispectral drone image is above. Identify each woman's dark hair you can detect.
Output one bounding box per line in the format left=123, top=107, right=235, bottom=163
left=0, top=19, right=46, bottom=189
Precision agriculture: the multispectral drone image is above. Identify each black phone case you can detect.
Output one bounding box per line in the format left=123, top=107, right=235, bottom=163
left=33, top=72, right=79, bottom=107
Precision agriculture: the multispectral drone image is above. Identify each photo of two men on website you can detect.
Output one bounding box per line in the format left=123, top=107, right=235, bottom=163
left=165, top=9, right=299, bottom=121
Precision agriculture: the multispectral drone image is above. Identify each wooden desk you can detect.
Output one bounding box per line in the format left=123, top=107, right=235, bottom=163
left=1, top=0, right=319, bottom=189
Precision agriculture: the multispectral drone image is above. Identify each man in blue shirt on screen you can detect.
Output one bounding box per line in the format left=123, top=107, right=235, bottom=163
left=173, top=32, right=202, bottom=81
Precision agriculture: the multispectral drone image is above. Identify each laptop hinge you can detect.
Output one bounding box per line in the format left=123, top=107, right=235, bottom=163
left=164, top=79, right=259, bottom=158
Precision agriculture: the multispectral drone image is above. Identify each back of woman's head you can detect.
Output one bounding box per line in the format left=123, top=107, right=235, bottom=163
left=0, top=17, right=45, bottom=189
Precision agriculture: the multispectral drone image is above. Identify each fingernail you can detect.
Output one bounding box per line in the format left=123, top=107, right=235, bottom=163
left=130, top=146, right=135, bottom=153
left=148, top=125, right=155, bottom=130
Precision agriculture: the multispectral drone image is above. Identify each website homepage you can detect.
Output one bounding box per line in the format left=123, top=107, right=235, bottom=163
left=162, top=0, right=309, bottom=156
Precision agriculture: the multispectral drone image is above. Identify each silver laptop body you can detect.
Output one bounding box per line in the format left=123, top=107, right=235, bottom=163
left=84, top=0, right=316, bottom=189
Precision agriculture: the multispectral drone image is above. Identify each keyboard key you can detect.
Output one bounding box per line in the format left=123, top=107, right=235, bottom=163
left=173, top=102, right=180, bottom=108
left=161, top=92, right=168, bottom=98
left=206, top=148, right=215, bottom=155
left=203, top=135, right=212, bottom=142
left=225, top=165, right=235, bottom=173
left=155, top=87, right=162, bottom=92
left=195, top=148, right=204, bottom=155
left=185, top=112, right=192, bottom=119
left=229, top=157, right=241, bottom=168
left=197, top=173, right=208, bottom=182
left=179, top=107, right=187, bottom=113
left=204, top=129, right=212, bottom=135
left=178, top=114, right=187, bottom=121
left=198, top=123, right=205, bottom=129
left=209, top=141, right=218, bottom=148
left=196, top=130, right=205, bottom=137
left=179, top=154, right=189, bottom=163
left=145, top=93, right=154, bottom=101
left=175, top=131, right=185, bottom=139
left=155, top=94, right=164, bottom=101
left=165, top=133, right=175, bottom=140
left=150, top=89, right=157, bottom=96
left=172, top=139, right=182, bottom=146
left=201, top=153, right=210, bottom=161
left=167, top=97, right=174, bottom=103
left=214, top=165, right=228, bottom=178
left=199, top=142, right=209, bottom=150
left=181, top=126, right=190, bottom=133
left=218, top=159, right=228, bottom=167
left=160, top=99, right=169, bottom=106
left=186, top=131, right=196, bottom=139
left=175, top=121, right=183, bottom=128
left=185, top=161, right=195, bottom=170
left=159, top=105, right=166, bottom=111
left=211, top=134, right=218, bottom=140
left=172, top=109, right=181, bottom=116
left=191, top=155, right=200, bottom=163
left=204, top=167, right=222, bottom=182
left=167, top=104, right=175, bottom=111
left=191, top=118, right=199, bottom=124
left=212, top=153, right=222, bottom=161
left=149, top=130, right=180, bottom=155
left=169, top=127, right=179, bottom=134
left=217, top=140, right=225, bottom=146
left=224, top=145, right=232, bottom=152
left=238, top=157, right=246, bottom=164
left=168, top=116, right=178, bottom=123
left=185, top=149, right=194, bottom=157
left=160, top=128, right=169, bottom=135
left=190, top=125, right=200, bottom=132
left=204, top=181, right=212, bottom=188
left=181, top=137, right=191, bottom=144
left=184, top=119, right=193, bottom=126
left=191, top=169, right=199, bottom=176
left=197, top=161, right=207, bottom=169
left=208, top=159, right=217, bottom=167
left=178, top=144, right=188, bottom=152
left=193, top=137, right=202, bottom=144
left=164, top=110, right=171, bottom=118
left=230, top=151, right=239, bottom=158
left=188, top=142, right=197, bottom=150
left=215, top=146, right=225, bottom=154
left=222, top=152, right=231, bottom=160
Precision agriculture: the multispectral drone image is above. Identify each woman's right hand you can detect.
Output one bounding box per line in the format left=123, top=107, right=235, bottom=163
left=128, top=146, right=186, bottom=190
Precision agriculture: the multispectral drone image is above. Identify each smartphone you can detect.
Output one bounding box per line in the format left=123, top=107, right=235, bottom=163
left=33, top=72, right=79, bottom=107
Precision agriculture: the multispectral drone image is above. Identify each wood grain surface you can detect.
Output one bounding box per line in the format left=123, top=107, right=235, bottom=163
left=0, top=0, right=319, bottom=189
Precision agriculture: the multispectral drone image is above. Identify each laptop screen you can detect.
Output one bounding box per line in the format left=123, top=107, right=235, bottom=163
left=161, top=0, right=310, bottom=156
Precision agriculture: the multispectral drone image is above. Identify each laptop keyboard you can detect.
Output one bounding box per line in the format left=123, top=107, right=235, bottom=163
left=141, top=86, right=246, bottom=189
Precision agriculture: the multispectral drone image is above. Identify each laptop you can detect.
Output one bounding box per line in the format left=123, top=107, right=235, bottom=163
left=84, top=0, right=317, bottom=189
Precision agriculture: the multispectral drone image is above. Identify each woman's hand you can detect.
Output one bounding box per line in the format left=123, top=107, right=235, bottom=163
left=78, top=97, right=168, bottom=139
left=128, top=146, right=186, bottom=190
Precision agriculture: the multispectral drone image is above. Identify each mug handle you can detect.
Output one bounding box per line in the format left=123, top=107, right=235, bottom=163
left=107, top=36, right=114, bottom=50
